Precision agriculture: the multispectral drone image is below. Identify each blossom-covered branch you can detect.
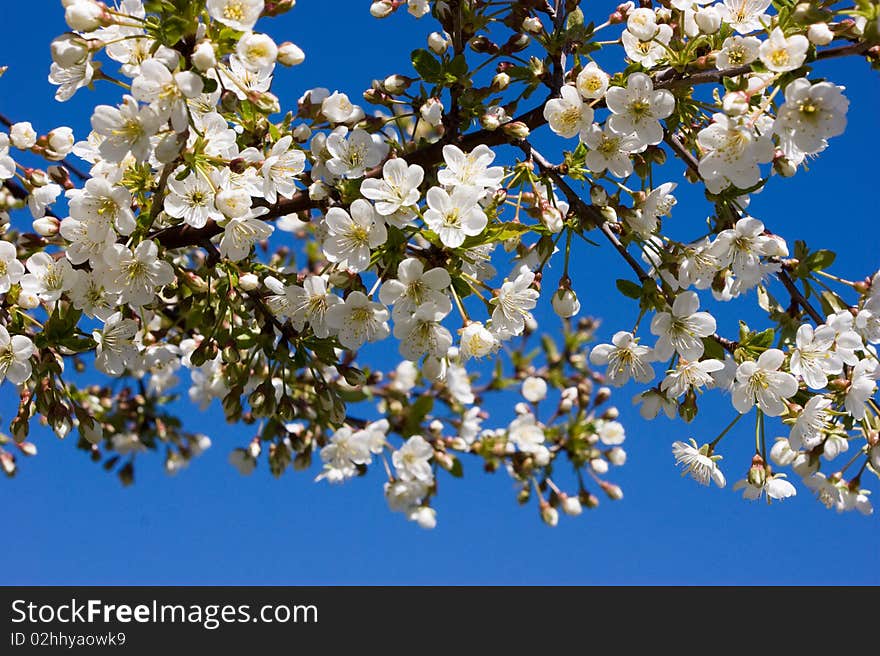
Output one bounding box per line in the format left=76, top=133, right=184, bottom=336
left=0, top=0, right=878, bottom=527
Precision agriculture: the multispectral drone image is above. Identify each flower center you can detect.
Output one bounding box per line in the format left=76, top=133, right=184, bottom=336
left=727, top=46, right=746, bottom=65
left=583, top=76, right=602, bottom=92
left=347, top=224, right=370, bottom=246
left=628, top=98, right=652, bottom=120
left=560, top=105, right=582, bottom=128
left=223, top=1, right=246, bottom=21
left=351, top=307, right=373, bottom=324
left=598, top=135, right=620, bottom=155
left=769, top=48, right=790, bottom=68
left=98, top=197, right=119, bottom=217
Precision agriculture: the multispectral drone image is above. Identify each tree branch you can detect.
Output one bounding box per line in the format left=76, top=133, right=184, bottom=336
left=151, top=40, right=873, bottom=253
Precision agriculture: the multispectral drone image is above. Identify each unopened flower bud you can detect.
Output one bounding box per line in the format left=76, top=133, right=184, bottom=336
left=370, top=0, right=395, bottom=18
left=192, top=41, right=216, bottom=71
left=522, top=16, right=543, bottom=33
left=560, top=494, right=582, bottom=516
left=0, top=452, right=15, bottom=476
left=490, top=72, right=510, bottom=92
left=722, top=91, right=749, bottom=116
left=552, top=287, right=581, bottom=318
left=502, top=121, right=530, bottom=139
left=590, top=185, right=608, bottom=205
left=10, top=122, right=37, bottom=150
left=44, top=127, right=75, bottom=160
left=383, top=74, right=410, bottom=95
left=480, top=112, right=501, bottom=130
left=249, top=90, right=280, bottom=115
left=308, top=181, right=329, bottom=200
left=422, top=355, right=446, bottom=381
left=503, top=33, right=530, bottom=53
left=600, top=481, right=623, bottom=500
left=540, top=503, right=559, bottom=526
left=594, top=386, right=612, bottom=405
left=695, top=7, right=721, bottom=34
left=292, top=123, right=311, bottom=142
left=277, top=42, right=305, bottom=66
left=238, top=273, right=260, bottom=291
left=428, top=32, right=449, bottom=55
left=608, top=447, right=627, bottom=466
left=65, top=1, right=103, bottom=32
left=32, top=216, right=60, bottom=237
left=747, top=455, right=767, bottom=487
left=81, top=421, right=103, bottom=445
left=411, top=506, right=437, bottom=529
left=51, top=34, right=88, bottom=67
left=469, top=35, right=495, bottom=54
left=808, top=22, right=834, bottom=45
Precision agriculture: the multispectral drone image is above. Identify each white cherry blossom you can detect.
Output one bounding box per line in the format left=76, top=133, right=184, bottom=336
left=650, top=291, right=717, bottom=361
left=323, top=199, right=387, bottom=272
left=590, top=331, right=655, bottom=387
left=605, top=73, right=675, bottom=148
left=732, top=349, right=799, bottom=416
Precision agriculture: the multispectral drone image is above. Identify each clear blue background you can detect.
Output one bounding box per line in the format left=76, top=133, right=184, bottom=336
left=1, top=4, right=878, bottom=585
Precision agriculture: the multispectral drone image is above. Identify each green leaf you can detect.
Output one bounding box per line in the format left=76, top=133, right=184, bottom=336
left=411, top=49, right=443, bottom=84
left=447, top=54, right=468, bottom=79
left=805, top=249, right=836, bottom=272
left=702, top=336, right=725, bottom=361
left=616, top=279, right=642, bottom=299
left=449, top=457, right=463, bottom=478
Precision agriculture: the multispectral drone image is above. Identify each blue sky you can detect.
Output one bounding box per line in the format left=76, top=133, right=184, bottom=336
left=1, top=4, right=878, bottom=585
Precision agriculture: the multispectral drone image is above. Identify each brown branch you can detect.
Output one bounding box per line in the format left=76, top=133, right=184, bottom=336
left=666, top=127, right=827, bottom=325
left=778, top=268, right=825, bottom=324
left=654, top=40, right=871, bottom=90
left=0, top=111, right=91, bottom=182
left=151, top=39, right=873, bottom=253
left=517, top=139, right=740, bottom=354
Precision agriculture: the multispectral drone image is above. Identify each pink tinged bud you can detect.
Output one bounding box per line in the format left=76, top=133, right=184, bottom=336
left=502, top=121, right=530, bottom=139
left=18, top=442, right=37, bottom=457
left=541, top=503, right=559, bottom=526
left=0, top=452, right=15, bottom=476
left=600, top=481, right=623, bottom=500
left=32, top=216, right=60, bottom=237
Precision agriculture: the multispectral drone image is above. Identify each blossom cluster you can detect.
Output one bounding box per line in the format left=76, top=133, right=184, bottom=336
left=0, top=0, right=878, bottom=525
